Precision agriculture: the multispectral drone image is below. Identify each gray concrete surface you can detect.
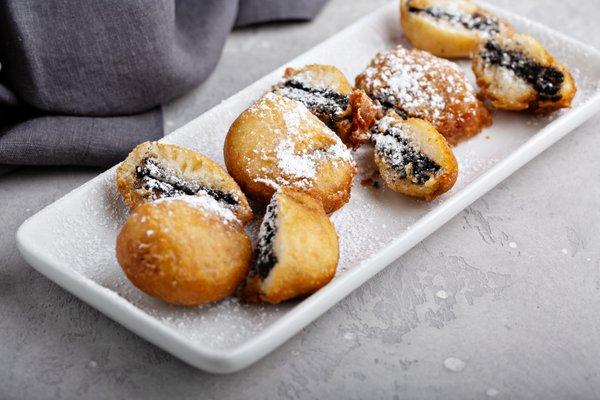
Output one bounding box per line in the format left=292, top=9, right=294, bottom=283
left=2, top=0, right=600, bottom=398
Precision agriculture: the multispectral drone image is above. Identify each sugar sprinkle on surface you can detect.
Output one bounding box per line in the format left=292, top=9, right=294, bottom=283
left=443, top=357, right=466, bottom=372
left=153, top=192, right=238, bottom=224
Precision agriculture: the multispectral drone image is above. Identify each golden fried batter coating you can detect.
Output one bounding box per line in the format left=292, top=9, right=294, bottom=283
left=224, top=93, right=357, bottom=213
left=400, top=0, right=510, bottom=58
left=472, top=32, right=576, bottom=112
left=356, top=46, right=491, bottom=145
left=116, top=141, right=252, bottom=224
left=239, top=188, right=339, bottom=304
left=116, top=197, right=252, bottom=306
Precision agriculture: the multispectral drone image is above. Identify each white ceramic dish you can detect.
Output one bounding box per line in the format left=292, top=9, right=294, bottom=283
left=17, top=2, right=600, bottom=373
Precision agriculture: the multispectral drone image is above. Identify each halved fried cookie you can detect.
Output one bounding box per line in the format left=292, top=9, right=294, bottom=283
left=117, top=141, right=252, bottom=224
left=371, top=113, right=458, bottom=200
left=400, top=0, right=510, bottom=58
left=239, top=188, right=338, bottom=304
left=472, top=32, right=576, bottom=112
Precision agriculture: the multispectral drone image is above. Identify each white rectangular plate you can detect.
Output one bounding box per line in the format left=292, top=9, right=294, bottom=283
left=17, top=2, right=600, bottom=373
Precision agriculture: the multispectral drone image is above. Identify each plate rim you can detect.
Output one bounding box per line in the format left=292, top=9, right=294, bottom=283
left=16, top=2, right=600, bottom=374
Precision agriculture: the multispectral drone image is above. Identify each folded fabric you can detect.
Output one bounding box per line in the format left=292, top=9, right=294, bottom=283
left=0, top=0, right=328, bottom=167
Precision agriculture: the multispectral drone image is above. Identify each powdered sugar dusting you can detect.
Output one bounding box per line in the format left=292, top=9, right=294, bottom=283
left=282, top=102, right=302, bottom=133
left=153, top=192, right=238, bottom=224
left=280, top=141, right=355, bottom=188
left=276, top=139, right=317, bottom=183
left=372, top=115, right=415, bottom=148
left=357, top=46, right=479, bottom=124
left=285, top=70, right=329, bottom=90
left=250, top=93, right=355, bottom=190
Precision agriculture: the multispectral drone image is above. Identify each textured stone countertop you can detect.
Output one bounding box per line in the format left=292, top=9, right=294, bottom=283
left=2, top=1, right=600, bottom=399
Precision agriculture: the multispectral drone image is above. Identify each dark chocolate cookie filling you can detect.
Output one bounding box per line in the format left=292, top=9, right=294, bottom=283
left=135, top=158, right=239, bottom=206
left=276, top=79, right=349, bottom=126
left=255, top=200, right=278, bottom=279
left=480, top=41, right=564, bottom=101
left=372, top=124, right=441, bottom=185
left=372, top=95, right=410, bottom=119
left=408, top=3, right=500, bottom=34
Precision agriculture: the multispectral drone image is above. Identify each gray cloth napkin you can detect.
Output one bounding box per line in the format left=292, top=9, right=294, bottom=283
left=0, top=0, right=327, bottom=167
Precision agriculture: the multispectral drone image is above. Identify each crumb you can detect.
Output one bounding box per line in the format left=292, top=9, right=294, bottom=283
left=361, top=177, right=374, bottom=187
